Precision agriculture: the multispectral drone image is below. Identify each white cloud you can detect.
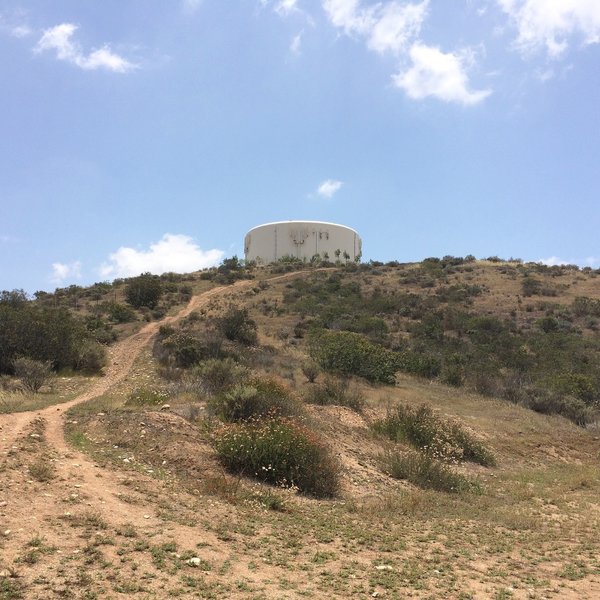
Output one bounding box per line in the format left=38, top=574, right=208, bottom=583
left=538, top=256, right=570, bottom=266
left=35, top=23, right=135, bottom=72
left=100, top=234, right=225, bottom=279
left=11, top=25, right=32, bottom=38
left=182, top=0, right=203, bottom=14
left=275, top=0, right=299, bottom=16
left=393, top=43, right=492, bottom=105
left=367, top=1, right=429, bottom=54
left=323, top=0, right=428, bottom=55
left=498, top=0, right=600, bottom=58
left=317, top=179, right=343, bottom=198
left=538, top=256, right=600, bottom=268
left=50, top=260, right=82, bottom=284
left=290, top=31, right=303, bottom=53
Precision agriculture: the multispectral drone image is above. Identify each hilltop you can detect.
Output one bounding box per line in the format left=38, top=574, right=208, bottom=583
left=1, top=257, right=600, bottom=599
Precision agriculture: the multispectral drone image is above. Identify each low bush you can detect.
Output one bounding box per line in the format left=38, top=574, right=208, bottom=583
left=13, top=357, right=53, bottom=392
left=190, top=358, right=248, bottom=396
left=104, top=302, right=137, bottom=324
left=73, top=341, right=106, bottom=374
left=125, top=273, right=163, bottom=309
left=156, top=330, right=224, bottom=368
left=303, top=376, right=365, bottom=412
left=524, top=391, right=595, bottom=426
left=29, top=459, right=56, bottom=482
left=383, top=450, right=478, bottom=494
left=214, top=417, right=340, bottom=497
left=309, top=330, right=399, bottom=384
left=210, top=375, right=301, bottom=422
left=373, top=404, right=496, bottom=466
left=396, top=351, right=441, bottom=379
left=219, top=307, right=258, bottom=346
left=301, top=360, right=320, bottom=383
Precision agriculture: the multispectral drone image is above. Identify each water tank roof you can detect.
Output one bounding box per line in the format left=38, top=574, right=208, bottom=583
left=247, top=220, right=359, bottom=236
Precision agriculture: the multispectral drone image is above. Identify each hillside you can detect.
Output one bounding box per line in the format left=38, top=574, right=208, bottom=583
left=1, top=258, right=600, bottom=599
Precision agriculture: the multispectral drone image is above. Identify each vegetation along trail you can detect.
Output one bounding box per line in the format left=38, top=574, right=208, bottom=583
left=0, top=273, right=313, bottom=597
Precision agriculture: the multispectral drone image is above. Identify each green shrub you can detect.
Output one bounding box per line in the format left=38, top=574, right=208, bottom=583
left=214, top=417, right=340, bottom=497
left=13, top=357, right=52, bottom=392
left=396, top=351, right=441, bottom=379
left=0, top=301, right=91, bottom=374
left=548, top=372, right=597, bottom=403
left=301, top=360, right=320, bottom=383
left=572, top=296, right=600, bottom=318
left=125, top=273, right=163, bottom=309
left=105, top=302, right=137, bottom=323
left=373, top=404, right=496, bottom=467
left=524, top=392, right=595, bottom=426
left=219, top=307, right=258, bottom=345
left=309, top=330, right=399, bottom=384
left=157, top=331, right=222, bottom=368
left=210, top=375, right=301, bottom=422
left=303, top=376, right=364, bottom=412
left=383, top=450, right=478, bottom=493
left=73, top=341, right=106, bottom=374
left=191, top=358, right=248, bottom=396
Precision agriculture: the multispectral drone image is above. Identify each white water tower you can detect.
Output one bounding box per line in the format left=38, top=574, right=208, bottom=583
left=244, top=221, right=362, bottom=264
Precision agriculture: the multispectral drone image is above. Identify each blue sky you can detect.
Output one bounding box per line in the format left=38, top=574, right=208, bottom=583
left=1, top=0, right=599, bottom=293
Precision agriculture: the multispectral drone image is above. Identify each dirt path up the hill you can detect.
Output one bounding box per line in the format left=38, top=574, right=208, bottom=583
left=0, top=273, right=310, bottom=596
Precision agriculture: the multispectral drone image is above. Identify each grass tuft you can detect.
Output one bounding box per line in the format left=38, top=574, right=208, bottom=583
left=383, top=450, right=480, bottom=494
left=373, top=403, right=496, bottom=466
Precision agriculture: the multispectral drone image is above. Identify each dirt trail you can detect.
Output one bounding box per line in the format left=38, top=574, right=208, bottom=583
left=0, top=272, right=318, bottom=597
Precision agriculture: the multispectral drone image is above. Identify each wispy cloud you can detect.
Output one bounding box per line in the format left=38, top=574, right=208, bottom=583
left=317, top=179, right=343, bottom=198
left=260, top=0, right=300, bottom=17
left=323, top=0, right=429, bottom=55
left=393, top=43, right=491, bottom=105
left=35, top=23, right=136, bottom=72
left=538, top=256, right=570, bottom=267
left=290, top=31, right=303, bottom=53
left=100, top=234, right=224, bottom=279
left=11, top=25, right=32, bottom=38
left=538, top=256, right=600, bottom=268
left=498, top=0, right=600, bottom=58
left=50, top=260, right=82, bottom=284
left=182, top=0, right=203, bottom=15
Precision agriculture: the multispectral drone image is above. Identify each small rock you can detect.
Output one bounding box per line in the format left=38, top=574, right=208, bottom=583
left=143, top=515, right=150, bottom=519
left=375, top=565, right=393, bottom=571
left=160, top=404, right=171, bottom=411
left=187, top=557, right=201, bottom=567
left=3, top=530, right=11, bottom=537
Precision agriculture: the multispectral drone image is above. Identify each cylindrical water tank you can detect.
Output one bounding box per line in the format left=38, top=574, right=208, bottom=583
left=244, top=221, right=362, bottom=264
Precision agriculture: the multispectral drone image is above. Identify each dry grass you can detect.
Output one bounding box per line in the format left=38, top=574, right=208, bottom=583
left=0, top=375, right=94, bottom=414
